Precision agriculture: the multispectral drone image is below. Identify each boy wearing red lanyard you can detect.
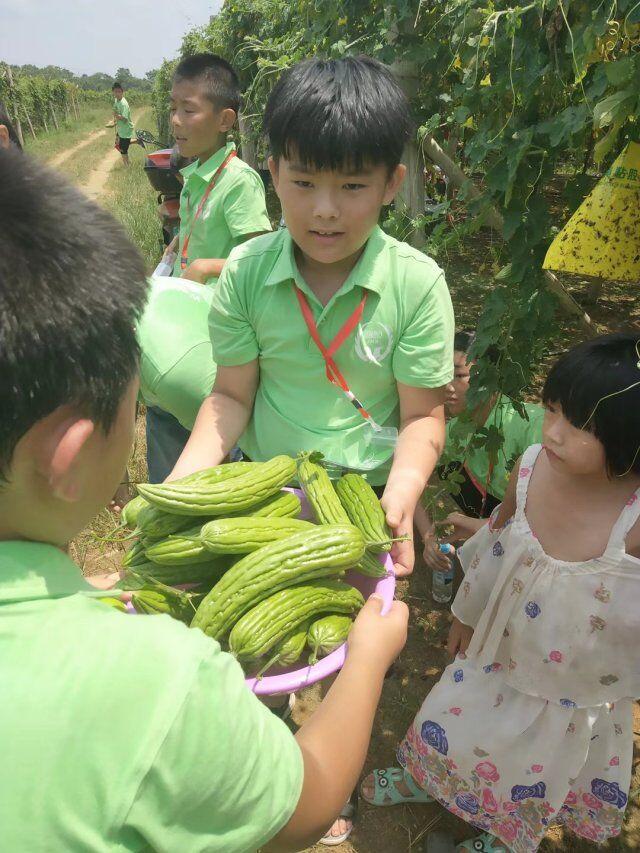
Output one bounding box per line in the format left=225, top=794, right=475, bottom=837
left=146, top=54, right=271, bottom=484
left=167, top=53, right=271, bottom=286
left=170, top=56, right=454, bottom=581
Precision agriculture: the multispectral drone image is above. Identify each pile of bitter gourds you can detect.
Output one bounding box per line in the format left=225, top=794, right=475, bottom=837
left=115, top=452, right=392, bottom=676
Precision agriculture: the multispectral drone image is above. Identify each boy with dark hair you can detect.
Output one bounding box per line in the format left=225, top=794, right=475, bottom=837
left=112, top=81, right=134, bottom=166
left=0, top=100, right=22, bottom=150
left=172, top=55, right=455, bottom=579
left=168, top=52, right=271, bottom=286
left=0, top=146, right=409, bottom=852
left=145, top=52, right=271, bottom=481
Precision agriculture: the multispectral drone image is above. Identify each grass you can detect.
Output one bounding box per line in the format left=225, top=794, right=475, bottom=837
left=102, top=110, right=165, bottom=271
left=24, top=105, right=108, bottom=162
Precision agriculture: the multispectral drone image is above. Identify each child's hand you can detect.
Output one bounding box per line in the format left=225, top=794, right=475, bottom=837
left=180, top=258, right=210, bottom=284
left=423, top=534, right=452, bottom=573
left=163, top=235, right=178, bottom=257
left=447, top=616, right=474, bottom=658
left=380, top=491, right=415, bottom=576
left=442, top=511, right=485, bottom=543
left=347, top=594, right=408, bottom=673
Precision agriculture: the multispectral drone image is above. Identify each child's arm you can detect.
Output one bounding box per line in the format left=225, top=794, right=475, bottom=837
left=492, top=459, right=519, bottom=529
left=414, top=501, right=452, bottom=572
left=264, top=596, right=408, bottom=852
left=181, top=232, right=269, bottom=284
left=168, top=361, right=258, bottom=480
left=381, top=382, right=447, bottom=576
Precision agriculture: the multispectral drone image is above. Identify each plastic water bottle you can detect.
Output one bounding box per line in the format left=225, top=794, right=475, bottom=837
left=152, top=251, right=176, bottom=277
left=432, top=543, right=456, bottom=604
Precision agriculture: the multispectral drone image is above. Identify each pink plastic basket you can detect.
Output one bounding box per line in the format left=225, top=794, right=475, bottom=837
left=246, top=488, right=395, bottom=696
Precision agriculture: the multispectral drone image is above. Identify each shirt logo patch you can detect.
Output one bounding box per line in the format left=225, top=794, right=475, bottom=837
left=354, top=322, right=393, bottom=364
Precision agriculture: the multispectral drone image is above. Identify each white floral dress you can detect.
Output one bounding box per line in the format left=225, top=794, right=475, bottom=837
left=398, top=444, right=640, bottom=852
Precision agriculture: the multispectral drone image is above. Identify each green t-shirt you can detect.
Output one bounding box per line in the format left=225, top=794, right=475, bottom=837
left=113, top=96, right=134, bottom=139
left=138, top=276, right=217, bottom=430
left=444, top=394, right=545, bottom=500
left=210, top=226, right=455, bottom=485
left=173, top=142, right=272, bottom=286
left=0, top=541, right=303, bottom=852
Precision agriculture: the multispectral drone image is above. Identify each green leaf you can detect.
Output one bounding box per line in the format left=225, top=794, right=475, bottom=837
left=593, top=90, right=635, bottom=129
left=605, top=57, right=635, bottom=87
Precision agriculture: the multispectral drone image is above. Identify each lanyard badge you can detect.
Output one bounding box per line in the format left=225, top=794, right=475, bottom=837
left=294, top=285, right=398, bottom=471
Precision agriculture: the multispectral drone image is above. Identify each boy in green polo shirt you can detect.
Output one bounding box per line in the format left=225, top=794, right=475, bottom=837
left=418, top=329, right=544, bottom=572
left=168, top=53, right=271, bottom=286
left=145, top=54, right=271, bottom=481
left=0, top=145, right=410, bottom=852
left=112, top=81, right=134, bottom=166
left=171, top=56, right=455, bottom=587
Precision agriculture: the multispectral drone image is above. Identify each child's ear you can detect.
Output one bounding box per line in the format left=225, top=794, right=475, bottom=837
left=0, top=125, right=10, bottom=150
left=37, top=415, right=96, bottom=503
left=383, top=164, right=407, bottom=204
left=219, top=108, right=237, bottom=134
left=268, top=156, right=280, bottom=191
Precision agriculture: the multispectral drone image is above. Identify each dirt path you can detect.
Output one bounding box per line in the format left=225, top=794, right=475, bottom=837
left=82, top=109, right=146, bottom=201
left=49, top=127, right=109, bottom=168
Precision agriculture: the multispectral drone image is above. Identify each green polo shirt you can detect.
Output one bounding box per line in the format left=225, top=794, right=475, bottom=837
left=173, top=142, right=271, bottom=286
left=0, top=540, right=302, bottom=851
left=138, top=276, right=216, bottom=430
left=113, top=97, right=134, bottom=139
left=210, top=226, right=455, bottom=485
left=444, top=394, right=544, bottom=499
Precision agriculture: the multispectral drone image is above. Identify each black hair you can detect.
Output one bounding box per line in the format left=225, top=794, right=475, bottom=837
left=0, top=147, right=148, bottom=479
left=0, top=100, right=23, bottom=150
left=543, top=333, right=640, bottom=477
left=112, top=81, right=124, bottom=90
left=454, top=330, right=476, bottom=354
left=173, top=53, right=240, bottom=114
left=453, top=329, right=500, bottom=366
left=264, top=55, right=413, bottom=173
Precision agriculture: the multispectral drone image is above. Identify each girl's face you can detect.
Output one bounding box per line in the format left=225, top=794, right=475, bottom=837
left=543, top=402, right=607, bottom=476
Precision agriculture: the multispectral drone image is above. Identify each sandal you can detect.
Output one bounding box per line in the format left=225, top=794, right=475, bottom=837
left=319, top=789, right=358, bottom=846
left=422, top=831, right=508, bottom=853
left=360, top=766, right=434, bottom=807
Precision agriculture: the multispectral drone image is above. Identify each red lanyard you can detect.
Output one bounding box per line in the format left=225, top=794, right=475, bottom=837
left=180, top=149, right=237, bottom=270
left=294, top=285, right=375, bottom=422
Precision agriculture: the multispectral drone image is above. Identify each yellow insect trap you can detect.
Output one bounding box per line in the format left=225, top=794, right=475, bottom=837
left=543, top=142, right=640, bottom=282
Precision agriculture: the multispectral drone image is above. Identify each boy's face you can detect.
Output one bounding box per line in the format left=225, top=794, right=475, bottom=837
left=170, top=79, right=235, bottom=161
left=113, top=88, right=124, bottom=101
left=269, top=155, right=405, bottom=268
left=445, top=351, right=472, bottom=417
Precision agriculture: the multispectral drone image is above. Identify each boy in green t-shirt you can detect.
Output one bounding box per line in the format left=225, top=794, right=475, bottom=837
left=171, top=57, right=455, bottom=585
left=0, top=145, right=409, bottom=853
left=112, top=81, right=134, bottom=166
left=167, top=53, right=271, bottom=286
left=145, top=54, right=271, bottom=481
left=417, top=329, right=544, bottom=572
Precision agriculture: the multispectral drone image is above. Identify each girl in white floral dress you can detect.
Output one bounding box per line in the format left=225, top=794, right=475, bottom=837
left=362, top=333, right=640, bottom=853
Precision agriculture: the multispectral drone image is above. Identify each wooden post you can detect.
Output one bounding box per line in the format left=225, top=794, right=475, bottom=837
left=238, top=113, right=258, bottom=170
left=50, top=104, right=59, bottom=130
left=4, top=64, right=25, bottom=148
left=22, top=104, right=36, bottom=139
left=390, top=59, right=425, bottom=249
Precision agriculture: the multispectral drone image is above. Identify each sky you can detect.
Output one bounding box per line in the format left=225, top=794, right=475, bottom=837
left=0, top=0, right=224, bottom=78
